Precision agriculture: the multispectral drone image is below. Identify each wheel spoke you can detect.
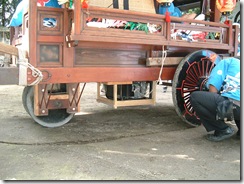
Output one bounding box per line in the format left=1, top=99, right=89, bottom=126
left=172, top=50, right=220, bottom=127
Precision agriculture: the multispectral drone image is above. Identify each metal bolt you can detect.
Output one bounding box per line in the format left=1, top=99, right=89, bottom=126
left=42, top=110, right=45, bottom=114
left=42, top=89, right=45, bottom=92
left=72, top=108, right=76, bottom=111
left=72, top=88, right=75, bottom=92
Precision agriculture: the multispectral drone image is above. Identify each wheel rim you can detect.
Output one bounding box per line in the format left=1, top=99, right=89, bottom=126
left=23, top=85, right=74, bottom=128
left=22, top=86, right=31, bottom=115
left=172, top=50, right=221, bottom=127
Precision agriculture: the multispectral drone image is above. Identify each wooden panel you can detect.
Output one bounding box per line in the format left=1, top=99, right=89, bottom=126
left=37, top=36, right=63, bottom=42
left=31, top=67, right=176, bottom=85
left=74, top=48, right=146, bottom=66
left=37, top=43, right=63, bottom=66
left=37, top=7, right=64, bottom=36
left=71, top=41, right=152, bottom=51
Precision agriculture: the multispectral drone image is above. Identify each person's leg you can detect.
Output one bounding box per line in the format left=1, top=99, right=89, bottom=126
left=190, top=91, right=229, bottom=132
left=233, top=105, right=240, bottom=135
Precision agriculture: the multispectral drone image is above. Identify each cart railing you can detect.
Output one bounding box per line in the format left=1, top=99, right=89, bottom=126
left=69, top=3, right=235, bottom=52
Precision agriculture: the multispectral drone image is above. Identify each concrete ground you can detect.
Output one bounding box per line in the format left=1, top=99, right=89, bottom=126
left=0, top=83, right=241, bottom=181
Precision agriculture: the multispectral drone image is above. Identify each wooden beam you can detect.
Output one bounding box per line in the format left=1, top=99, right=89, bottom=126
left=33, top=67, right=176, bottom=84
left=210, top=0, right=221, bottom=22
left=146, top=57, right=183, bottom=66
left=0, top=42, right=18, bottom=56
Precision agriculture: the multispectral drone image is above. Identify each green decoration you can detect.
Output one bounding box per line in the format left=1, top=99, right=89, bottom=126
left=124, top=22, right=148, bottom=33
left=69, top=0, right=73, bottom=8
left=207, top=32, right=215, bottom=40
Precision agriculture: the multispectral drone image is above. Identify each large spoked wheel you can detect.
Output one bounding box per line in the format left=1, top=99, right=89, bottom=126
left=172, top=50, right=221, bottom=127
left=22, top=86, right=74, bottom=128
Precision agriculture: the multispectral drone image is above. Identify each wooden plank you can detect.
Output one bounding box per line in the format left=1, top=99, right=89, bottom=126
left=146, top=57, right=183, bottom=66
left=116, top=99, right=155, bottom=107
left=34, top=85, right=42, bottom=116
left=97, top=96, right=155, bottom=108
left=34, top=67, right=176, bottom=84
left=71, top=31, right=231, bottom=50
left=0, top=42, right=19, bottom=56
left=102, top=81, right=133, bottom=85
left=37, top=36, right=64, bottom=42
left=49, top=94, right=69, bottom=100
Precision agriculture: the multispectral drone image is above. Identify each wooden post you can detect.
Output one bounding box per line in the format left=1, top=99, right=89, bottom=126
left=233, top=25, right=240, bottom=56
left=74, top=0, right=81, bottom=35
left=29, top=0, right=37, bottom=67
left=210, top=0, right=221, bottom=22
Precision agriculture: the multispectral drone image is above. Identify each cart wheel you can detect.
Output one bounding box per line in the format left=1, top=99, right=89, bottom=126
left=22, top=86, right=74, bottom=128
left=22, top=86, right=31, bottom=115
left=172, top=50, right=221, bottom=127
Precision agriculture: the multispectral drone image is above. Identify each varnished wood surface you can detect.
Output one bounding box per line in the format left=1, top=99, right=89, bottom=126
left=31, top=67, right=176, bottom=85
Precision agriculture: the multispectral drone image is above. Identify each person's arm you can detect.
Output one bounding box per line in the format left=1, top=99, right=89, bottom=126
left=209, top=84, right=218, bottom=93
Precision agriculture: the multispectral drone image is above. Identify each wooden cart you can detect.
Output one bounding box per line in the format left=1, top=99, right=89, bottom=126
left=0, top=0, right=240, bottom=127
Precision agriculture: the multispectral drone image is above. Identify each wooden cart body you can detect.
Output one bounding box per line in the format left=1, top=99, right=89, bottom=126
left=0, top=0, right=240, bottom=127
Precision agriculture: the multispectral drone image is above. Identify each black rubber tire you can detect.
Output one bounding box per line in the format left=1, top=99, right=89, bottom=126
left=22, top=86, right=74, bottom=128
left=22, top=86, right=31, bottom=115
left=172, top=50, right=221, bottom=127
left=234, top=11, right=240, bottom=24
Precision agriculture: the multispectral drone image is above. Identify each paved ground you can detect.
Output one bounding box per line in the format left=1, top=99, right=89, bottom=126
left=0, top=83, right=241, bottom=181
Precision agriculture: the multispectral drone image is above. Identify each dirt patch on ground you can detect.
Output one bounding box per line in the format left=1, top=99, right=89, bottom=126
left=0, top=83, right=240, bottom=180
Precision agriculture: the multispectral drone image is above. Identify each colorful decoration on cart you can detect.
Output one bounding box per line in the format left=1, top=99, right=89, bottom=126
left=157, top=0, right=175, bottom=23
left=124, top=22, right=149, bottom=33
left=86, top=18, right=127, bottom=28
left=82, top=0, right=89, bottom=9
left=37, top=0, right=50, bottom=6
left=9, top=0, right=61, bottom=27
left=38, top=0, right=61, bottom=7
left=86, top=18, right=162, bottom=34
left=171, top=31, right=207, bottom=42
left=216, top=0, right=237, bottom=15
left=57, top=0, right=68, bottom=5
left=57, top=0, right=73, bottom=8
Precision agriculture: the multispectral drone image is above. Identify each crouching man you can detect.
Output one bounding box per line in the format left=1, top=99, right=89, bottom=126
left=190, top=57, right=240, bottom=142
